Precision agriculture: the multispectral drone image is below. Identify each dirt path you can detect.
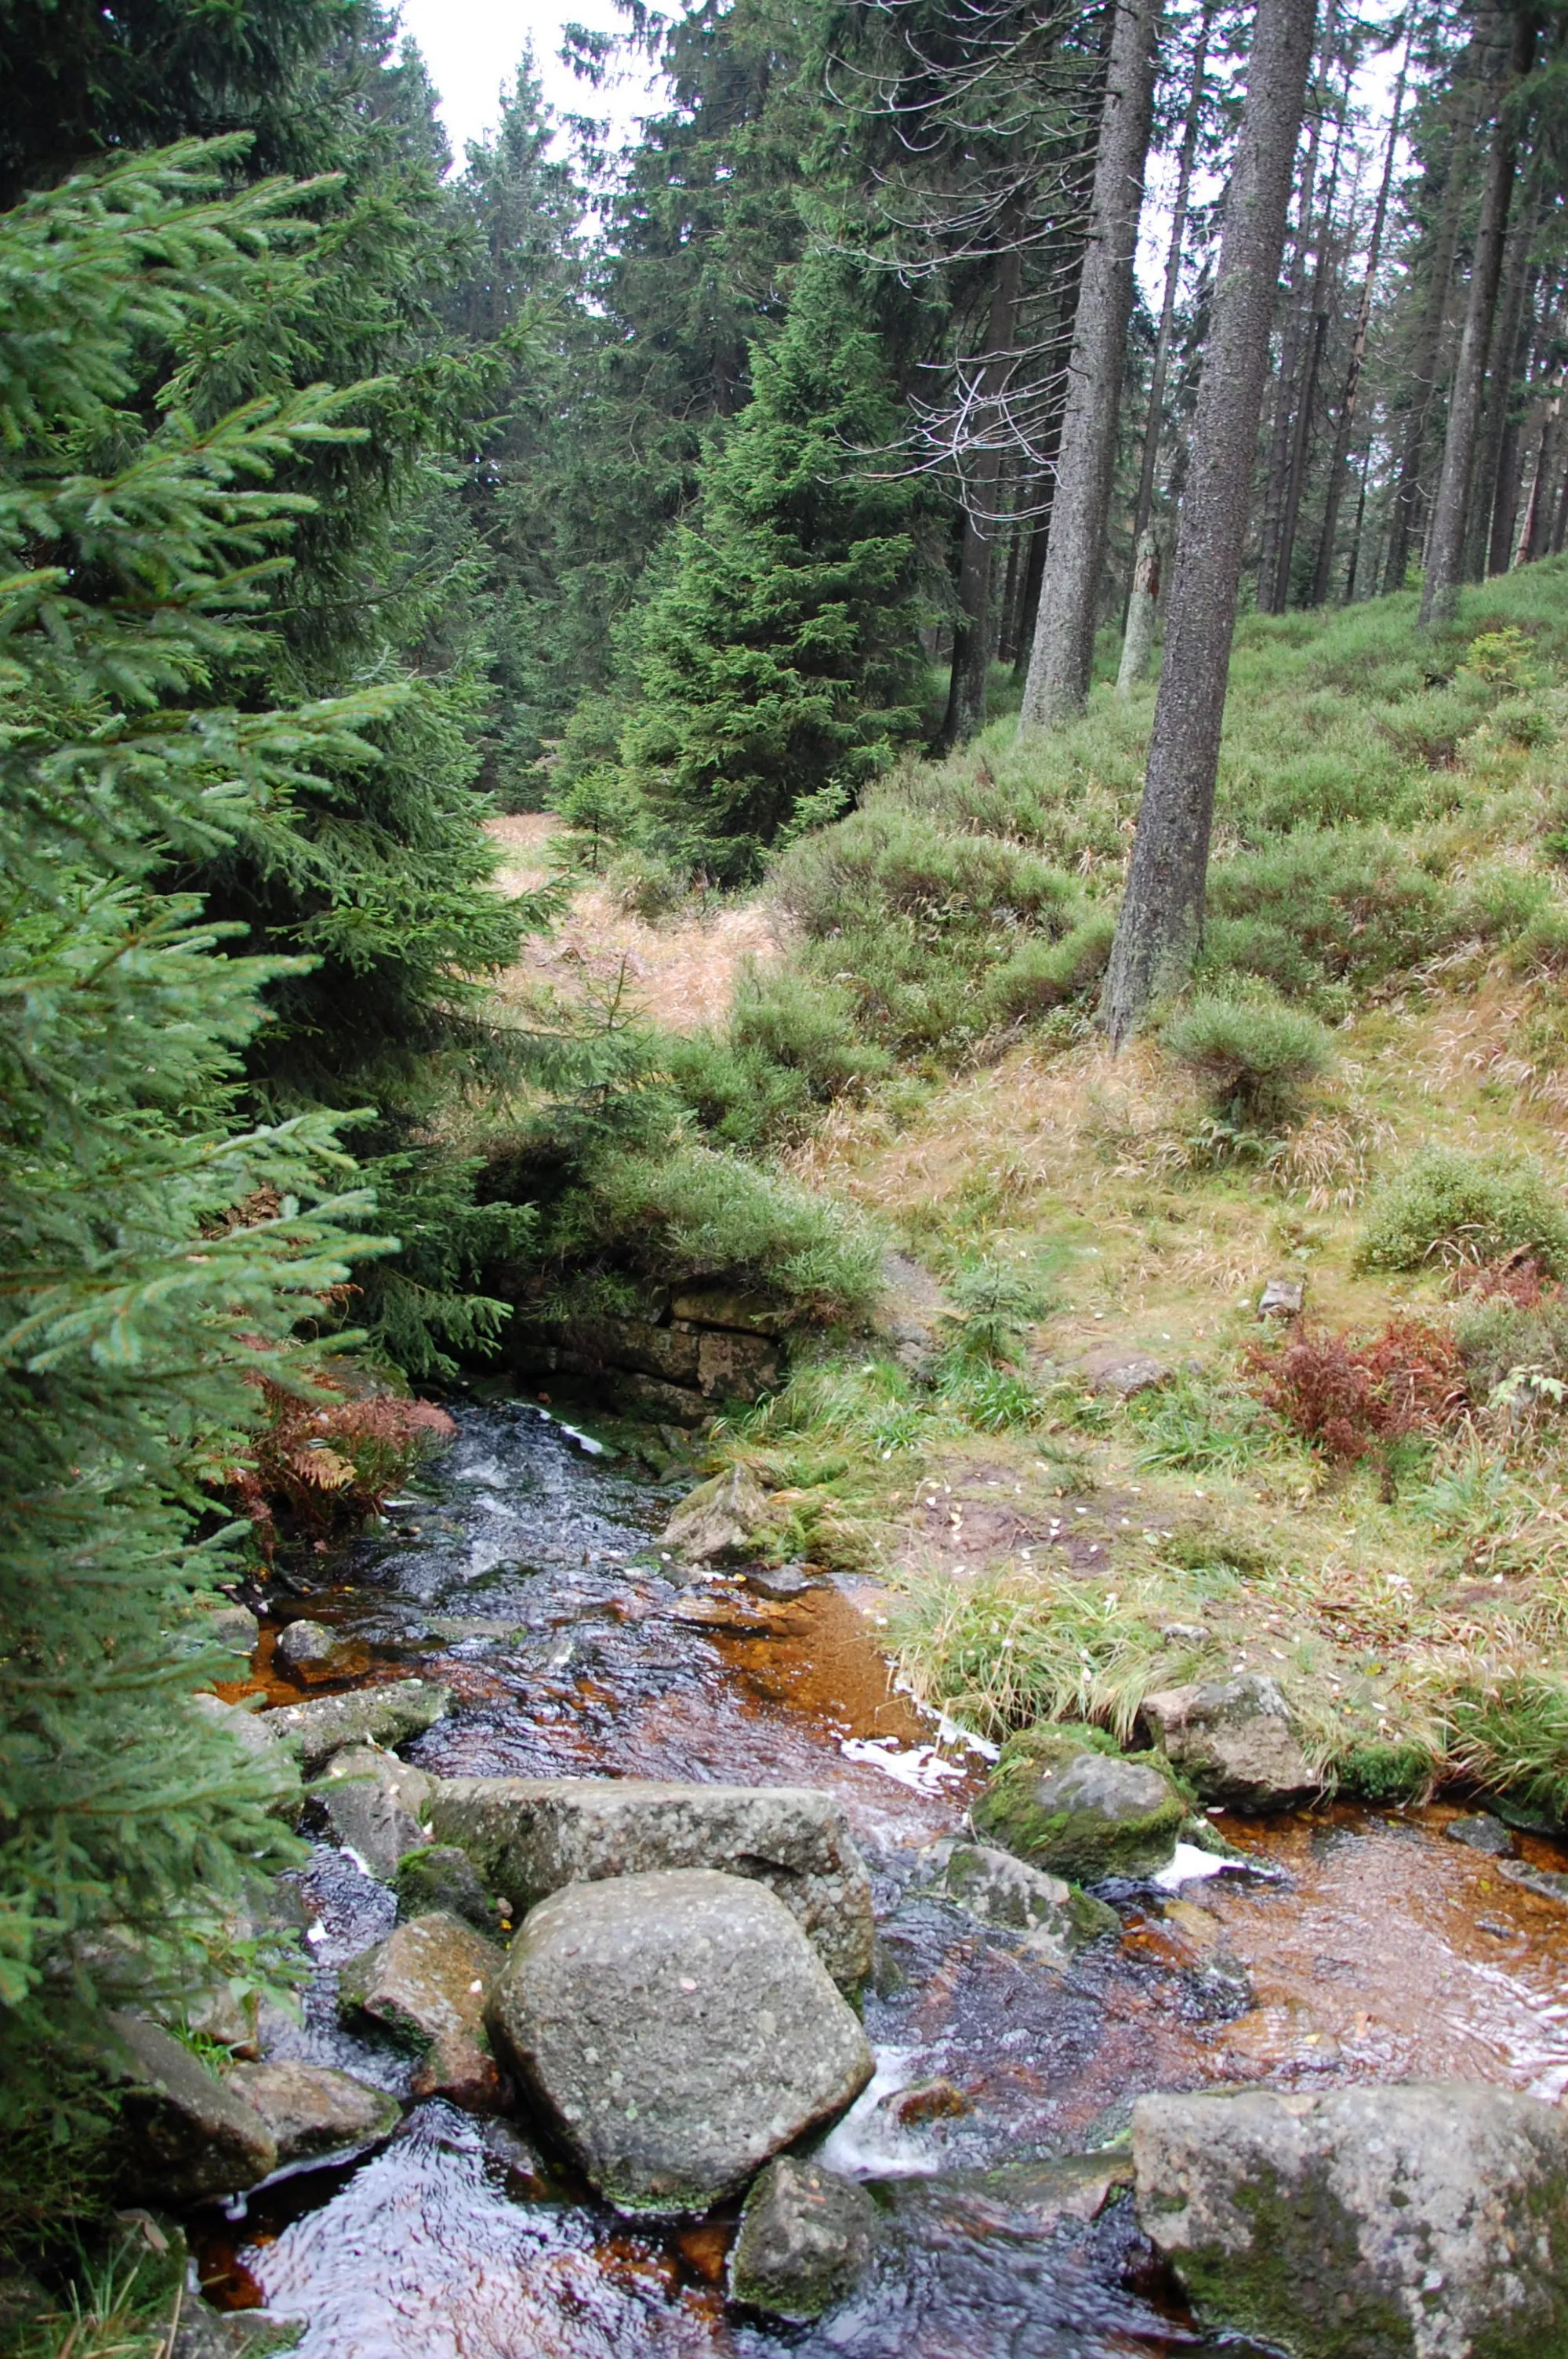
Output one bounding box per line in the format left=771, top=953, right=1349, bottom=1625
left=488, top=814, right=781, bottom=1034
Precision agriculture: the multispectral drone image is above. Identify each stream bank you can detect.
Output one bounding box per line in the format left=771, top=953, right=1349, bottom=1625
left=185, top=1391, right=1568, bottom=2357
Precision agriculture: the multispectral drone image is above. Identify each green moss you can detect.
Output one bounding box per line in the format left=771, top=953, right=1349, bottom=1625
left=972, top=1725, right=1185, bottom=1882
left=1174, top=2162, right=1417, bottom=2359
left=1334, top=1740, right=1434, bottom=1805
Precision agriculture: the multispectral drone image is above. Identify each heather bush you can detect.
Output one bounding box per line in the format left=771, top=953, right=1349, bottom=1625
left=1161, top=988, right=1335, bottom=1121
left=1356, top=1147, right=1568, bottom=1275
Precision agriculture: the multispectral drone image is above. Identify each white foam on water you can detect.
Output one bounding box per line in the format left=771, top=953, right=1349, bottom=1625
left=1152, top=1841, right=1238, bottom=1891
left=817, top=2048, right=942, bottom=2179
left=840, top=1736, right=967, bottom=1794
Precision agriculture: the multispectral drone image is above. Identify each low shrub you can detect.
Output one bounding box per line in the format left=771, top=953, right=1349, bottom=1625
left=730, top=964, right=891, bottom=1096
left=584, top=1144, right=883, bottom=1318
left=1202, top=831, right=1459, bottom=1005
left=605, top=848, right=691, bottom=920
left=1244, top=1318, right=1467, bottom=1467
left=981, top=912, right=1116, bottom=1023
left=774, top=805, right=1080, bottom=938
left=1356, top=1147, right=1568, bottom=1275
left=661, top=1032, right=815, bottom=1151
left=1161, top=988, right=1335, bottom=1121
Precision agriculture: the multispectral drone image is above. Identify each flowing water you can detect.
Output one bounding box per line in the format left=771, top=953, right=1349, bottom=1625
left=202, top=1395, right=1568, bottom=2357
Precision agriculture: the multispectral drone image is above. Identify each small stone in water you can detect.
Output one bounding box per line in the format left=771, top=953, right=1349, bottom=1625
left=1445, top=1812, right=1514, bottom=1858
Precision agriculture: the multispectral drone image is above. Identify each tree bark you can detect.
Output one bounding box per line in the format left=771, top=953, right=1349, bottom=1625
left=1257, top=5, right=1336, bottom=611
left=1130, top=0, right=1215, bottom=555
left=1486, top=259, right=1541, bottom=574
left=1020, top=0, right=1160, bottom=732
left=1420, top=11, right=1537, bottom=628
left=1383, top=32, right=1489, bottom=592
left=1470, top=180, right=1540, bottom=577
left=1100, top=0, right=1318, bottom=1046
left=1271, top=57, right=1350, bottom=611
left=1312, top=37, right=1407, bottom=605
left=1116, top=525, right=1162, bottom=695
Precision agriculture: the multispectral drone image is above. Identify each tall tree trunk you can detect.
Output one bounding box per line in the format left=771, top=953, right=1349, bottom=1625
left=1272, top=56, right=1351, bottom=612
left=1101, top=0, right=1318, bottom=1045
left=1383, top=33, right=1489, bottom=592
left=1344, top=431, right=1376, bottom=601
left=1469, top=180, right=1540, bottom=577
left=1257, top=5, right=1336, bottom=610
left=1130, top=0, right=1215, bottom=554
left=1421, top=11, right=1537, bottom=628
left=1312, top=36, right=1407, bottom=605
left=1020, top=0, right=1160, bottom=732
left=1486, top=260, right=1541, bottom=573
left=940, top=244, right=1025, bottom=751
left=1116, top=525, right=1162, bottom=694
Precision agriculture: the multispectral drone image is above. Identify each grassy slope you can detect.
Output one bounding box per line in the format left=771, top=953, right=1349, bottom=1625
left=696, top=562, right=1568, bottom=1814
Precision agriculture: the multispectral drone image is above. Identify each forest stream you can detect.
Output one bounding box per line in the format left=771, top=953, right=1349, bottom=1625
left=200, top=1395, right=1568, bottom=2358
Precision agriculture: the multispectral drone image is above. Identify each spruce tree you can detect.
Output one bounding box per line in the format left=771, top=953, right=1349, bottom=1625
left=0, top=147, right=394, bottom=2168
left=622, top=255, right=924, bottom=881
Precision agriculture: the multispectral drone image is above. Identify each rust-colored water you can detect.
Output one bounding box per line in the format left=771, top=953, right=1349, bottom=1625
left=198, top=1397, right=1568, bottom=2358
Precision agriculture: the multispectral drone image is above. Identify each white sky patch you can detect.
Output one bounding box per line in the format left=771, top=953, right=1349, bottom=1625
left=396, top=0, right=663, bottom=165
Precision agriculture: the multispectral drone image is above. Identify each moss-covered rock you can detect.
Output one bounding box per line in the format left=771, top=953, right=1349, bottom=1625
left=972, top=1725, right=1185, bottom=1882
left=728, top=2156, right=877, bottom=2321
left=1134, top=2082, right=1568, bottom=2359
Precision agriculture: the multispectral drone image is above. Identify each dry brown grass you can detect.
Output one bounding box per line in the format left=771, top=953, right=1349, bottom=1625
left=487, top=814, right=782, bottom=1034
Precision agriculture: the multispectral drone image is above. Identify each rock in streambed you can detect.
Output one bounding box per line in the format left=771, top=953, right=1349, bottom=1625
left=920, top=1838, right=1118, bottom=1959
left=105, top=2014, right=278, bottom=2204
left=728, top=2156, right=877, bottom=2321
left=338, top=1911, right=503, bottom=2110
left=486, top=1868, right=873, bottom=2213
left=266, top=1678, right=450, bottom=1775
left=1138, top=1674, right=1316, bottom=1811
left=226, top=2061, right=400, bottom=2172
left=317, top=1744, right=432, bottom=1879
left=428, top=1775, right=873, bottom=1989
left=1134, top=2081, right=1568, bottom=2358
left=973, top=1726, right=1186, bottom=1881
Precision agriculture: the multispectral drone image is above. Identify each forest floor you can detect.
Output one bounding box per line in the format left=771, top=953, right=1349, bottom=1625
left=506, top=566, right=1568, bottom=1816
left=488, top=813, right=782, bottom=1032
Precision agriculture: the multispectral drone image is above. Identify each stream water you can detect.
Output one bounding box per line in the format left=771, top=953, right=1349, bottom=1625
left=204, top=1395, right=1568, bottom=2358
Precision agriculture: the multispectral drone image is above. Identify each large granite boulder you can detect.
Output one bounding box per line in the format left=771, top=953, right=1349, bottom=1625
left=1134, top=2081, right=1568, bottom=2359
left=317, top=1745, right=432, bottom=1879
left=106, top=2014, right=277, bottom=2204
left=225, top=2061, right=399, bottom=2172
left=428, top=1776, right=873, bottom=1989
left=922, top=1838, right=1118, bottom=1961
left=338, top=1912, right=503, bottom=2110
left=486, top=1868, right=873, bottom=2213
left=265, top=1679, right=450, bottom=1775
left=973, top=1726, right=1185, bottom=1881
left=728, top=2157, right=877, bottom=2321
left=658, top=1466, right=774, bottom=1566
left=1138, top=1674, right=1316, bottom=1812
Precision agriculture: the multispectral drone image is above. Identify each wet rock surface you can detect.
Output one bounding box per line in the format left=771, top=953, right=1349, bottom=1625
left=486, top=1867, right=874, bottom=2212
left=317, top=1746, right=431, bottom=1878
left=1139, top=1674, right=1316, bottom=1812
left=1134, top=2081, right=1568, bottom=2359
left=337, top=1911, right=503, bottom=2110
left=974, top=1726, right=1186, bottom=1880
left=429, top=1776, right=874, bottom=1987
left=275, top=1619, right=348, bottom=1674
left=658, top=1464, right=774, bottom=1565
left=920, top=1837, right=1117, bottom=1960
left=728, top=2156, right=878, bottom=2321
left=267, top=1679, right=451, bottom=1774
left=226, top=2061, right=400, bottom=2170
left=1446, top=1812, right=1515, bottom=1857
left=394, top=1841, right=493, bottom=1929
left=107, top=2013, right=278, bottom=2203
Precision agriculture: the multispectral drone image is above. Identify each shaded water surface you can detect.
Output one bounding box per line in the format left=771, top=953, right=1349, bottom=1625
left=212, top=1398, right=1568, bottom=2357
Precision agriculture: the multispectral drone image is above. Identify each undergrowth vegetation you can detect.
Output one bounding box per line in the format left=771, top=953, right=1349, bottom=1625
left=620, top=562, right=1568, bottom=1816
